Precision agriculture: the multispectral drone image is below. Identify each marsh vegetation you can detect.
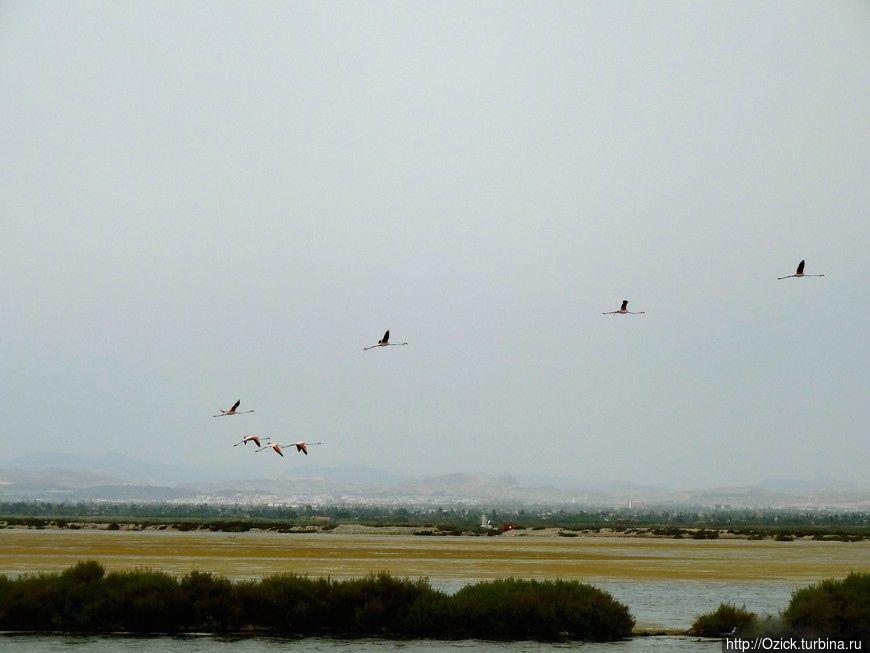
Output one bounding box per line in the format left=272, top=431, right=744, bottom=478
left=690, top=573, right=869, bottom=642
left=0, top=562, right=634, bottom=641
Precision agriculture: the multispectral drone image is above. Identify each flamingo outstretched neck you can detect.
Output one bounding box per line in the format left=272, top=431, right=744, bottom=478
left=234, top=435, right=269, bottom=447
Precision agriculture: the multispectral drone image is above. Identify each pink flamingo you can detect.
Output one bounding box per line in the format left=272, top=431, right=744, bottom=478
left=364, top=330, right=408, bottom=351
left=778, top=260, right=825, bottom=280
left=213, top=400, right=255, bottom=417
left=603, top=300, right=645, bottom=315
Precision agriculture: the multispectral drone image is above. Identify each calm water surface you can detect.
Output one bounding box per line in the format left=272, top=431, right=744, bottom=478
left=420, top=579, right=799, bottom=629
left=0, top=635, right=718, bottom=652
left=573, top=580, right=796, bottom=629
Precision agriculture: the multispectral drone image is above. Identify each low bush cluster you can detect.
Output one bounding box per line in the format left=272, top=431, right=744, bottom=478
left=783, top=573, right=869, bottom=643
left=689, top=603, right=755, bottom=636
left=690, top=529, right=720, bottom=540
left=690, top=573, right=869, bottom=643
left=0, top=562, right=634, bottom=641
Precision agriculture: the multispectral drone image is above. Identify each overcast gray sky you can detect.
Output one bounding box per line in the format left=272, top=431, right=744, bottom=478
left=1, top=1, right=867, bottom=487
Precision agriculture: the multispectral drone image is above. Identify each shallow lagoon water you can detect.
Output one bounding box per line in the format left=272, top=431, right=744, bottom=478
left=596, top=580, right=800, bottom=630
left=0, top=530, right=865, bottom=650
left=426, top=578, right=799, bottom=630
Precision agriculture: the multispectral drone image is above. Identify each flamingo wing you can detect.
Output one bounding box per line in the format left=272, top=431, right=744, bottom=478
left=381, top=330, right=390, bottom=344
left=230, top=399, right=241, bottom=412
left=620, top=300, right=628, bottom=311
left=796, top=260, right=805, bottom=275
left=251, top=436, right=261, bottom=447
left=297, top=443, right=308, bottom=455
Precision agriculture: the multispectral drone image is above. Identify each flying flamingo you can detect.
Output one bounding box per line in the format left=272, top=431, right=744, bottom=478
left=778, top=260, right=825, bottom=280
left=233, top=434, right=269, bottom=448
left=213, top=400, right=255, bottom=417
left=256, top=441, right=323, bottom=457
left=290, top=441, right=322, bottom=456
left=363, top=330, right=408, bottom=351
left=603, top=300, right=645, bottom=315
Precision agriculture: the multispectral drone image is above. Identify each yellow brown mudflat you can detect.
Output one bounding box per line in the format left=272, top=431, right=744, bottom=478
left=1, top=530, right=867, bottom=582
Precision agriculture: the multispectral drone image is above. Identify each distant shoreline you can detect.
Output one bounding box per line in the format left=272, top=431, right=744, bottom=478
left=1, top=520, right=866, bottom=541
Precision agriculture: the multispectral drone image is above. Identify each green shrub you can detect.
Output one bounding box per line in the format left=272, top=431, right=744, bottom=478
left=783, top=572, right=870, bottom=642
left=691, top=529, right=720, bottom=540
left=100, top=568, right=184, bottom=632
left=0, top=562, right=634, bottom=641
left=179, top=571, right=238, bottom=631
left=690, top=603, right=756, bottom=637
left=450, top=578, right=634, bottom=641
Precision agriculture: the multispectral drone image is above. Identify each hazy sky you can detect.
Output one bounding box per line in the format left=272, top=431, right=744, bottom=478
left=1, top=1, right=868, bottom=487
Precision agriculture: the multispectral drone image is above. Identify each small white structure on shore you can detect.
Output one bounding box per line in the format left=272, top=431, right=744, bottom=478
left=480, top=514, right=493, bottom=530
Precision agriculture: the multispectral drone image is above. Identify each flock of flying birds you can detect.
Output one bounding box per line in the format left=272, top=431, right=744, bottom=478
left=209, top=329, right=408, bottom=459
left=213, top=401, right=322, bottom=457
left=212, top=258, right=824, bottom=462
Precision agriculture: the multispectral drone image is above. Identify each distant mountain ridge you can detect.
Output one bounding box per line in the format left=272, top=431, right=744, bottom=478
left=0, top=452, right=866, bottom=508
left=2, top=452, right=206, bottom=486
left=0, top=453, right=410, bottom=486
